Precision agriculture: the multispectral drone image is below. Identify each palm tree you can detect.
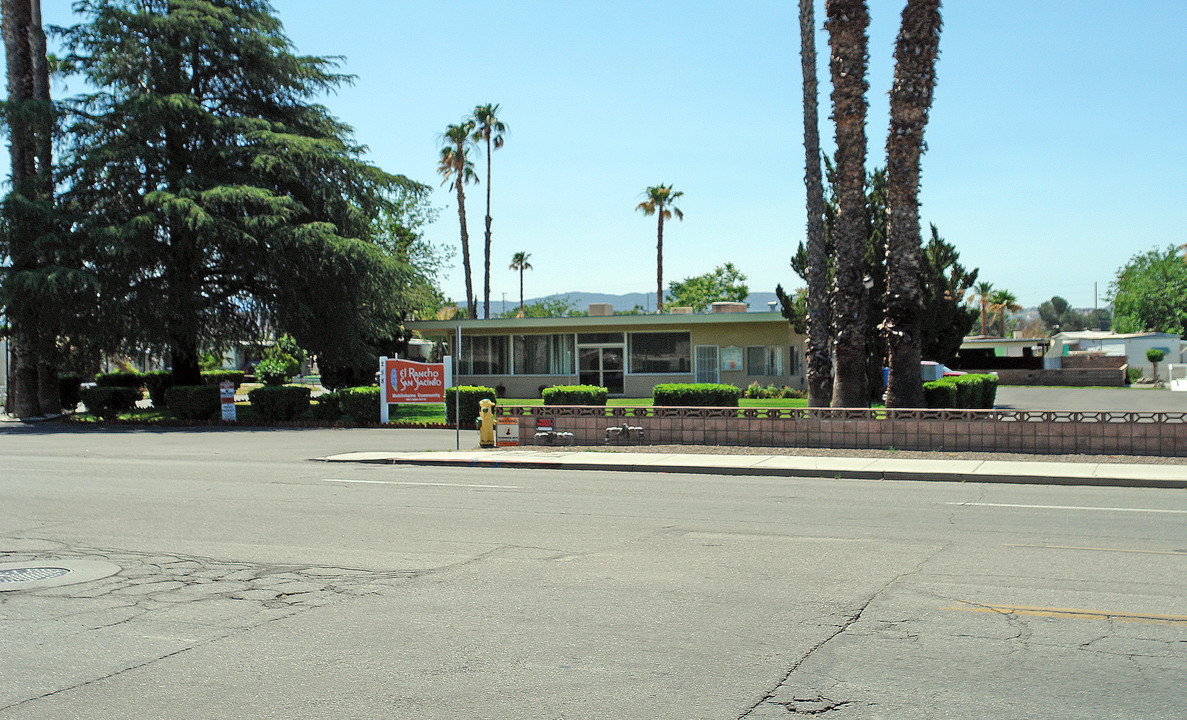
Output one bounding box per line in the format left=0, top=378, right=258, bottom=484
left=800, top=0, right=831, bottom=408
left=438, top=121, right=478, bottom=319
left=636, top=184, right=683, bottom=313
left=972, top=281, right=995, bottom=336
left=990, top=289, right=1021, bottom=338
left=470, top=103, right=506, bottom=320
left=825, top=0, right=870, bottom=407
left=882, top=0, right=943, bottom=409
left=509, top=251, right=532, bottom=314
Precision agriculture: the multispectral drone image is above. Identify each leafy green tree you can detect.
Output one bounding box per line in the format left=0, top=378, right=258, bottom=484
left=882, top=0, right=943, bottom=409
left=497, top=295, right=585, bottom=319
left=508, top=251, right=532, bottom=313
left=918, top=225, right=978, bottom=363
left=59, top=0, right=415, bottom=385
left=1108, top=245, right=1187, bottom=335
left=438, top=121, right=478, bottom=319
left=666, top=263, right=749, bottom=312
left=1147, top=348, right=1166, bottom=383
left=470, top=104, right=506, bottom=320
left=372, top=184, right=452, bottom=321
left=1037, top=296, right=1090, bottom=333
left=636, top=184, right=683, bottom=313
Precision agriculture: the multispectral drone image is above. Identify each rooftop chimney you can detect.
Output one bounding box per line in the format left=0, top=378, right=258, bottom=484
left=710, top=302, right=748, bottom=314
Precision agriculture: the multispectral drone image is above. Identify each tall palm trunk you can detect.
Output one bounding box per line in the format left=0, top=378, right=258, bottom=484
left=3, top=0, right=51, bottom=417
left=826, top=0, right=870, bottom=408
left=482, top=135, right=492, bottom=319
left=801, top=0, right=831, bottom=407
left=518, top=266, right=525, bottom=312
left=456, top=181, right=475, bottom=319
left=883, top=0, right=942, bottom=409
left=655, top=213, right=665, bottom=313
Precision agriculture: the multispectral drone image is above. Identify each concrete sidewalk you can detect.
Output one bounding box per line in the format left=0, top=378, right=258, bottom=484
left=318, top=449, right=1187, bottom=489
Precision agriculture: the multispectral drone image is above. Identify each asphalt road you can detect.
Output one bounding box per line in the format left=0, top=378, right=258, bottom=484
left=994, top=385, right=1187, bottom=412
left=1, top=427, right=1184, bottom=719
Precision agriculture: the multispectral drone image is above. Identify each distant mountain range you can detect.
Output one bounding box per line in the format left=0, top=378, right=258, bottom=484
left=475, top=291, right=782, bottom=316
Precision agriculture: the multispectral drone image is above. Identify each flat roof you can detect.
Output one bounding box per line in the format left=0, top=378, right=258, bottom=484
left=408, top=310, right=792, bottom=334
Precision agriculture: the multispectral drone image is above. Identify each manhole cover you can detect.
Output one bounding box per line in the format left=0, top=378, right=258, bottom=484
left=0, top=559, right=120, bottom=591
left=0, top=566, right=71, bottom=583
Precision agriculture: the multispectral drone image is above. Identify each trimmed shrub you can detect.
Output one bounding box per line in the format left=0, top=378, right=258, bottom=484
left=780, top=386, right=806, bottom=400
left=340, top=386, right=382, bottom=423
left=201, top=370, right=245, bottom=389
left=979, top=373, right=999, bottom=408
left=445, top=386, right=497, bottom=426
left=95, top=371, right=145, bottom=388
left=80, top=386, right=141, bottom=418
left=1126, top=367, right=1143, bottom=384
left=58, top=373, right=83, bottom=412
left=164, top=385, right=221, bottom=420
left=951, top=375, right=984, bottom=408
left=143, top=370, right=176, bottom=406
left=923, top=380, right=956, bottom=408
left=542, top=385, right=608, bottom=406
left=248, top=385, right=311, bottom=421
left=312, top=390, right=342, bottom=421
left=256, top=356, right=298, bottom=386
left=653, top=383, right=741, bottom=407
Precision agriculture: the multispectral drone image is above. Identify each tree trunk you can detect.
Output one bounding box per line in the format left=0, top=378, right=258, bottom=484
left=170, top=338, right=202, bottom=386
left=656, top=214, right=665, bottom=313
left=456, top=181, right=475, bottom=319
left=826, top=0, right=870, bottom=408
left=518, top=267, right=524, bottom=312
left=883, top=0, right=942, bottom=409
left=483, top=136, right=492, bottom=319
left=801, top=0, right=831, bottom=407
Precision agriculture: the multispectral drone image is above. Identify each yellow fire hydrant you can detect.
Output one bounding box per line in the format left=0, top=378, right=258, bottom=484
left=478, top=398, right=497, bottom=448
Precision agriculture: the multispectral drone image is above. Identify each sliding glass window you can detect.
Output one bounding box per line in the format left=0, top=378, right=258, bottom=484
left=629, top=332, right=691, bottom=374
left=460, top=335, right=510, bottom=375
left=513, top=334, right=575, bottom=375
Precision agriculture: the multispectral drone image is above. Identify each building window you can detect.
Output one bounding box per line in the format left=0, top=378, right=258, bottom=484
left=789, top=345, right=801, bottom=375
left=513, top=334, right=575, bottom=375
left=577, top=332, right=624, bottom=345
left=629, top=332, right=691, bottom=374
left=460, top=335, right=509, bottom=375
left=746, top=346, right=784, bottom=376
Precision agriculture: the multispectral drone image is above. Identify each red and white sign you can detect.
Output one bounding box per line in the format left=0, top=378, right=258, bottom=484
left=383, top=357, right=448, bottom=404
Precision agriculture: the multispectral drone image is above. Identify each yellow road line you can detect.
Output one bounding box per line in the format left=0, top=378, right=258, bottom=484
left=1006, top=544, right=1187, bottom=556
left=943, top=602, right=1187, bottom=625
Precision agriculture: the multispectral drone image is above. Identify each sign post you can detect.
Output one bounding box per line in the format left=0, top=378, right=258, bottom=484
left=219, top=380, right=236, bottom=422
left=379, top=355, right=452, bottom=424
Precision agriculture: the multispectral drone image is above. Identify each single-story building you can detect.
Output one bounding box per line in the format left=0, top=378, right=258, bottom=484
left=406, top=305, right=804, bottom=399
left=1048, top=331, right=1186, bottom=379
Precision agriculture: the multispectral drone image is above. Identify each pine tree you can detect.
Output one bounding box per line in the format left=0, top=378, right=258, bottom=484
left=59, top=0, right=417, bottom=383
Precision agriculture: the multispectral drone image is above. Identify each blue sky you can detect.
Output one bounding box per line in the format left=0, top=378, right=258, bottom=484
left=44, top=1, right=1186, bottom=310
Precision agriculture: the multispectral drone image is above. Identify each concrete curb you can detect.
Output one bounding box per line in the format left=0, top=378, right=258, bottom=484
left=316, top=452, right=1187, bottom=490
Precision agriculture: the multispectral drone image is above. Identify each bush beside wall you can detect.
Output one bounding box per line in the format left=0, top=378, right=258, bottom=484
left=164, top=385, right=221, bottom=420
left=248, top=386, right=311, bottom=421
left=80, top=386, right=141, bottom=417
left=653, top=383, right=741, bottom=407
left=95, top=371, right=145, bottom=388
left=542, top=385, right=608, bottom=406
left=340, top=386, right=381, bottom=423
left=445, top=386, right=497, bottom=426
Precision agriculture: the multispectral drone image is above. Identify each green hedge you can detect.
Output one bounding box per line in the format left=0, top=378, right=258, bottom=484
left=143, top=370, right=175, bottom=406
left=340, top=386, right=381, bottom=423
left=164, top=385, right=221, bottom=420
left=952, top=375, right=984, bottom=409
left=979, top=373, right=999, bottom=408
left=248, top=385, right=311, bottom=421
left=81, top=386, right=141, bottom=418
left=58, top=373, right=83, bottom=411
left=311, top=390, right=341, bottom=421
left=445, top=386, right=497, bottom=426
left=95, top=371, right=145, bottom=388
left=653, top=383, right=741, bottom=407
left=923, top=380, right=956, bottom=408
left=542, top=385, right=608, bottom=406
left=202, top=370, right=245, bottom=389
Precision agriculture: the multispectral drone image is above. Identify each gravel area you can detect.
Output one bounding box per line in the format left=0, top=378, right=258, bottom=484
left=510, top=444, right=1187, bottom=465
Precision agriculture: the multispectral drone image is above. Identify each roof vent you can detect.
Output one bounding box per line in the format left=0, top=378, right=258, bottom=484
left=710, top=302, right=748, bottom=314
left=588, top=303, right=613, bottom=316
